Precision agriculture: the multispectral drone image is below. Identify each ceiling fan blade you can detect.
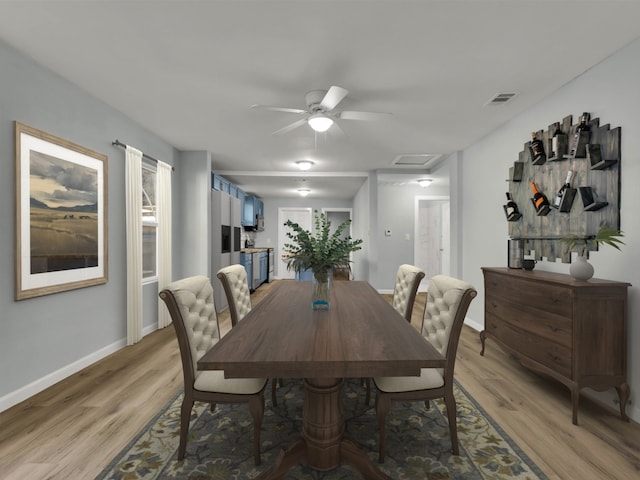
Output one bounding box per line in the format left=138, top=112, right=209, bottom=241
left=251, top=104, right=306, bottom=114
left=338, top=110, right=393, bottom=121
left=272, top=118, right=308, bottom=135
left=320, top=86, right=349, bottom=111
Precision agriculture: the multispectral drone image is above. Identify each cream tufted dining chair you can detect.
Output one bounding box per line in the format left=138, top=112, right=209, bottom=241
left=217, top=264, right=252, bottom=327
left=391, top=264, right=426, bottom=322
left=370, top=275, right=477, bottom=462
left=362, top=265, right=425, bottom=393
left=217, top=265, right=279, bottom=406
left=159, top=275, right=267, bottom=465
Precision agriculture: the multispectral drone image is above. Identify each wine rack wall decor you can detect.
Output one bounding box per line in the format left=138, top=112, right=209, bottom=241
left=506, top=113, right=621, bottom=263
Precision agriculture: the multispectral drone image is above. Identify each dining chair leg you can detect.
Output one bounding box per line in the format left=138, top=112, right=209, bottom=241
left=248, top=394, right=265, bottom=466
left=444, top=389, right=459, bottom=455
left=375, top=392, right=392, bottom=463
left=364, top=378, right=372, bottom=405
left=178, top=397, right=194, bottom=460
left=271, top=378, right=278, bottom=407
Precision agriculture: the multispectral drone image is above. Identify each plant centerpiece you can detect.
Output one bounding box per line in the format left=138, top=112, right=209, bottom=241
left=284, top=210, right=363, bottom=310
left=561, top=225, right=624, bottom=280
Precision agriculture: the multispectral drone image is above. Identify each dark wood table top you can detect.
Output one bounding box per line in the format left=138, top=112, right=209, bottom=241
left=198, top=280, right=444, bottom=379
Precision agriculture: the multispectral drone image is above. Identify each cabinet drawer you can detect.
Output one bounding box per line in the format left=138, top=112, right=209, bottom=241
left=484, top=271, right=572, bottom=318
left=485, top=292, right=572, bottom=349
left=485, top=311, right=572, bottom=378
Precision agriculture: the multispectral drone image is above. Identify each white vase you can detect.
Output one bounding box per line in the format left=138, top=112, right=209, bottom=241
left=570, top=255, right=594, bottom=281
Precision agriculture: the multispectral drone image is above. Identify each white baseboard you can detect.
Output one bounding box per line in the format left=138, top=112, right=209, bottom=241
left=463, top=317, right=483, bottom=332
left=0, top=323, right=158, bottom=413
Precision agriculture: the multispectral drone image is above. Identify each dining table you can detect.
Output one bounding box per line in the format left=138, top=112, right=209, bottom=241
left=198, top=279, right=445, bottom=479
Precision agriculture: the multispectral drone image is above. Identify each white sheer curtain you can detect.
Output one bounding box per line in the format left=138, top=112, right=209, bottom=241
left=157, top=161, right=172, bottom=329
left=125, top=146, right=143, bottom=345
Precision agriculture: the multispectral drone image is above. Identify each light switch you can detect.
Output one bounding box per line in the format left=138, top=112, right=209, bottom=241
left=405, top=233, right=410, bottom=241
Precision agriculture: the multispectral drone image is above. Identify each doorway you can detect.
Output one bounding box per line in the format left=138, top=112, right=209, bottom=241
left=322, top=208, right=353, bottom=280
left=414, top=196, right=450, bottom=286
left=278, top=207, right=313, bottom=279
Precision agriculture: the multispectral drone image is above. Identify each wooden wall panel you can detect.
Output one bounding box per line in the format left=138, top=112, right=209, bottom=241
left=506, top=115, right=621, bottom=263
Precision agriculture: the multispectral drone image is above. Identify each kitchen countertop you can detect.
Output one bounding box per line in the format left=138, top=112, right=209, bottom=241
left=241, top=247, right=270, bottom=254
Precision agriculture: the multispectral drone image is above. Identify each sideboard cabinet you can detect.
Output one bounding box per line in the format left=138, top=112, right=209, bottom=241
left=480, top=267, right=630, bottom=424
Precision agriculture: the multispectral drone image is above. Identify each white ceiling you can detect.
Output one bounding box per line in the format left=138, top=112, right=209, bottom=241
left=1, top=1, right=640, bottom=199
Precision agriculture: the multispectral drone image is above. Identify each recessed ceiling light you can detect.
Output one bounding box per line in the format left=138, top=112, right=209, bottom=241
left=417, top=178, right=432, bottom=187
left=297, top=188, right=311, bottom=197
left=296, top=160, right=314, bottom=171
left=307, top=114, right=333, bottom=132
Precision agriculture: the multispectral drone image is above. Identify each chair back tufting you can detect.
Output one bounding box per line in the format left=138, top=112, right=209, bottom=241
left=217, top=264, right=252, bottom=327
left=391, top=264, right=425, bottom=321
left=159, top=275, right=220, bottom=385
left=421, top=275, right=477, bottom=373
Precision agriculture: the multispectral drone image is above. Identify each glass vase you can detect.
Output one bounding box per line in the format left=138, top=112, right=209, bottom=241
left=311, top=269, right=332, bottom=310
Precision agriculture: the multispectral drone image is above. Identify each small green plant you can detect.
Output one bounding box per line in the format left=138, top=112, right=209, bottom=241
left=561, top=225, right=624, bottom=256
left=283, top=210, right=363, bottom=281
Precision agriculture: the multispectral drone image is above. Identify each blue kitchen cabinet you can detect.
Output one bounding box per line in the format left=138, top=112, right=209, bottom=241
left=242, top=195, right=264, bottom=228
left=212, top=173, right=231, bottom=193
left=242, top=195, right=255, bottom=226
left=240, top=252, right=252, bottom=289
left=259, top=251, right=268, bottom=284
left=255, top=198, right=264, bottom=218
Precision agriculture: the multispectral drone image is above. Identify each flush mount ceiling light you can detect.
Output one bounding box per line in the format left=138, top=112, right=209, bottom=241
left=297, top=188, right=311, bottom=197
left=296, top=160, right=314, bottom=171
left=307, top=114, right=333, bottom=132
left=417, top=178, right=433, bottom=187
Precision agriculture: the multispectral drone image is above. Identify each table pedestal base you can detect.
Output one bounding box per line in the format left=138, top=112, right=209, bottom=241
left=257, top=378, right=391, bottom=480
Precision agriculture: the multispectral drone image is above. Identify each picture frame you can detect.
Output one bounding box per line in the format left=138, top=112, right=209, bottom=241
left=15, top=122, right=108, bottom=300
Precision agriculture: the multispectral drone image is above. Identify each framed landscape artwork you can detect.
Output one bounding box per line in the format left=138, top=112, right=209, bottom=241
left=15, top=122, right=108, bottom=300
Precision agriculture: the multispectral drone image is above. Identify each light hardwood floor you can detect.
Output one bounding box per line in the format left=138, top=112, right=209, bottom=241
left=1, top=281, right=639, bottom=479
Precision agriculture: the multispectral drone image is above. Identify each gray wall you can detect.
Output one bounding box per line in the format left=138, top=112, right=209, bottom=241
left=371, top=180, right=450, bottom=291
left=351, top=177, right=371, bottom=282
left=176, top=150, right=212, bottom=279
left=461, top=37, right=640, bottom=421
left=0, top=40, right=179, bottom=408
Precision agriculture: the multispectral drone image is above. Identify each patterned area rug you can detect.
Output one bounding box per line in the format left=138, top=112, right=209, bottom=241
left=97, top=379, right=547, bottom=479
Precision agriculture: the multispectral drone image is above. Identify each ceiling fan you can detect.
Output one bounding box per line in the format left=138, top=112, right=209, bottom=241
left=251, top=85, right=391, bottom=135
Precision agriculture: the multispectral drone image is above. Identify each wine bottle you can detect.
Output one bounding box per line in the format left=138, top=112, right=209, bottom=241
left=505, top=192, right=520, bottom=221
left=569, top=112, right=591, bottom=157
left=550, top=122, right=562, bottom=158
left=530, top=181, right=549, bottom=210
left=553, top=170, right=573, bottom=209
left=529, top=131, right=546, bottom=163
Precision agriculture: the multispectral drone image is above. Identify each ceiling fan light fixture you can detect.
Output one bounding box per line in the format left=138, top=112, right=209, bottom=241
left=297, top=188, right=311, bottom=197
left=296, top=160, right=314, bottom=171
left=307, top=114, right=333, bottom=132
left=417, top=178, right=433, bottom=187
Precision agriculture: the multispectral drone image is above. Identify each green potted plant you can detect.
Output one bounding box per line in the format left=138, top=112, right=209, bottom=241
left=284, top=210, right=363, bottom=309
left=561, top=225, right=624, bottom=280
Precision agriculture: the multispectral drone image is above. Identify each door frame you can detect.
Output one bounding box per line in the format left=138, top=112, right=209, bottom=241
left=278, top=207, right=313, bottom=279
left=414, top=195, right=450, bottom=288
left=322, top=208, right=354, bottom=279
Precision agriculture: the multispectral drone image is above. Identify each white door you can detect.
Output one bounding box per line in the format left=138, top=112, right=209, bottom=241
left=415, top=198, right=450, bottom=283
left=278, top=207, right=313, bottom=279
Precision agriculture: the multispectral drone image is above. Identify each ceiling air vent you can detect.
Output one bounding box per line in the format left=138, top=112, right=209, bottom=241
left=392, top=154, right=442, bottom=167
left=484, top=92, right=518, bottom=106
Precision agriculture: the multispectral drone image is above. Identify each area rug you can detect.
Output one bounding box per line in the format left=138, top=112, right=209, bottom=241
left=97, top=379, right=547, bottom=479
